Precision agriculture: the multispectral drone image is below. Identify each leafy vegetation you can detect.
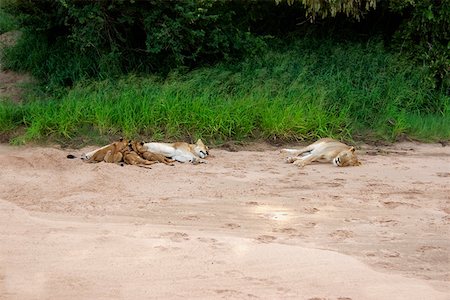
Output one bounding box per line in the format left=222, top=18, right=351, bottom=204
left=1, top=39, right=448, bottom=144
left=0, top=1, right=448, bottom=145
left=276, top=0, right=377, bottom=20
left=390, top=0, right=450, bottom=89
left=1, top=0, right=266, bottom=89
left=0, top=7, right=17, bottom=34
left=2, top=0, right=449, bottom=90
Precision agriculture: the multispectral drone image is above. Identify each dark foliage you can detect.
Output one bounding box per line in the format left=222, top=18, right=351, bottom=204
left=2, top=0, right=448, bottom=91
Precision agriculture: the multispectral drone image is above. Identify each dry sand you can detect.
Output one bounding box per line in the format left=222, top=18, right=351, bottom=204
left=0, top=141, right=449, bottom=299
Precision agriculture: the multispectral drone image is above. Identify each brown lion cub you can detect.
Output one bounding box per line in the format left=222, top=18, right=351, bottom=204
left=282, top=138, right=361, bottom=168
left=121, top=146, right=157, bottom=168
left=67, top=138, right=129, bottom=163
left=129, top=141, right=175, bottom=166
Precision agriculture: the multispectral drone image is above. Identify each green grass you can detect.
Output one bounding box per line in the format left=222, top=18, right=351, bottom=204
left=0, top=8, right=17, bottom=34
left=1, top=38, right=449, bottom=145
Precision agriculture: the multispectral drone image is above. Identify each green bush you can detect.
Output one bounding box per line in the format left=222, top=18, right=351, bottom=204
left=2, top=0, right=448, bottom=92
left=275, top=0, right=449, bottom=91
left=390, top=0, right=450, bottom=90
left=2, top=0, right=266, bottom=89
left=0, top=8, right=18, bottom=34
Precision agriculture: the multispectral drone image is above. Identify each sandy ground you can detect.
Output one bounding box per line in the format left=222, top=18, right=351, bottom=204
left=0, top=141, right=449, bottom=299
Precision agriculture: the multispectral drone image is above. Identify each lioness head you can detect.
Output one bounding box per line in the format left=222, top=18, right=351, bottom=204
left=193, top=139, right=209, bottom=158
left=333, top=147, right=361, bottom=167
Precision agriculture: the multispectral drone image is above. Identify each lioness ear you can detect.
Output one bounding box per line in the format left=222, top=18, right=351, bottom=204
left=349, top=147, right=355, bottom=153
left=119, top=137, right=124, bottom=142
left=196, top=139, right=204, bottom=145
left=140, top=141, right=144, bottom=145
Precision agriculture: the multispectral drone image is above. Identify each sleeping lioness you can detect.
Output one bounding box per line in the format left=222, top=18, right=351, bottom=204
left=67, top=138, right=129, bottom=163
left=129, top=141, right=175, bottom=166
left=142, top=139, right=209, bottom=164
left=282, top=138, right=361, bottom=168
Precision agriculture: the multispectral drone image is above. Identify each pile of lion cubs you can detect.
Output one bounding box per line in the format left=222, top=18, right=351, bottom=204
left=68, top=138, right=174, bottom=168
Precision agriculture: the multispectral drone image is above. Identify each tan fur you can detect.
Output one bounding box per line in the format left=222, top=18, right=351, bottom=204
left=121, top=146, right=157, bottom=168
left=282, top=138, right=361, bottom=168
left=129, top=141, right=175, bottom=166
left=81, top=138, right=129, bottom=163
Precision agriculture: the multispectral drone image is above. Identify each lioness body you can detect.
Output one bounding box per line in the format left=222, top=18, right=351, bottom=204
left=143, top=139, right=209, bottom=164
left=282, top=138, right=361, bottom=168
left=129, top=141, right=175, bottom=166
left=81, top=139, right=128, bottom=163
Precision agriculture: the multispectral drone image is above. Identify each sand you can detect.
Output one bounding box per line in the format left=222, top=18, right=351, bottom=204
left=0, top=141, right=449, bottom=299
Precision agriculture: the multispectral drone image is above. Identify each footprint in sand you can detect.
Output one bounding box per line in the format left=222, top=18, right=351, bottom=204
left=196, top=237, right=227, bottom=249
left=273, top=227, right=306, bottom=239
left=382, top=201, right=420, bottom=209
left=436, top=172, right=450, bottom=177
left=272, top=227, right=297, bottom=234
left=334, top=178, right=347, bottom=182
left=182, top=215, right=200, bottom=221
left=197, top=237, right=217, bottom=243
left=205, top=259, right=226, bottom=265
left=301, top=207, right=319, bottom=214
left=380, top=249, right=400, bottom=258
left=344, top=218, right=361, bottom=223
left=255, top=235, right=276, bottom=243
left=372, top=218, right=399, bottom=227
left=215, top=289, right=257, bottom=298
left=301, top=222, right=317, bottom=228
left=154, top=245, right=181, bottom=252
left=329, top=230, right=354, bottom=240
left=416, top=245, right=443, bottom=253
left=308, top=296, right=353, bottom=300
left=376, top=230, right=400, bottom=241
left=160, top=232, right=190, bottom=242
left=322, top=182, right=344, bottom=188
left=223, top=223, right=241, bottom=229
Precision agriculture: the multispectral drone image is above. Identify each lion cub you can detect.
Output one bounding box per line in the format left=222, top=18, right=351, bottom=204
left=67, top=138, right=129, bottom=163
left=121, top=145, right=157, bottom=168
left=129, top=141, right=175, bottom=166
left=282, top=138, right=361, bottom=168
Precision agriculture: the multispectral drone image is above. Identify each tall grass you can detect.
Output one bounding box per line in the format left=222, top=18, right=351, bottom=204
left=1, top=38, right=448, bottom=145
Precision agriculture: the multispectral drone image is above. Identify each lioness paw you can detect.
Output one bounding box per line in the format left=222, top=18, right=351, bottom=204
left=192, top=158, right=207, bottom=165
left=292, top=160, right=306, bottom=168
left=286, top=156, right=297, bottom=163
